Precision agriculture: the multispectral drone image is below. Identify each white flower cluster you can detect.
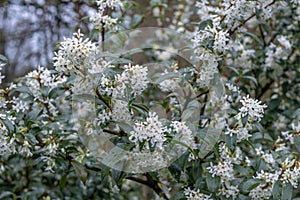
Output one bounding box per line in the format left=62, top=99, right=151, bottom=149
left=207, top=144, right=240, bottom=199
left=18, top=140, right=32, bottom=157
left=193, top=49, right=219, bottom=88
left=225, top=95, right=267, bottom=142
left=111, top=99, right=132, bottom=123
left=129, top=112, right=167, bottom=151
left=249, top=182, right=273, bottom=199
left=281, top=158, right=300, bottom=188
left=226, top=38, right=256, bottom=69
left=221, top=0, right=257, bottom=28
left=195, top=0, right=275, bottom=29
left=225, top=124, right=252, bottom=142
left=255, top=147, right=276, bottom=166
left=53, top=30, right=98, bottom=74
left=249, top=158, right=300, bottom=199
left=0, top=120, right=16, bottom=157
left=96, top=109, right=111, bottom=126
left=265, top=36, right=291, bottom=69
left=0, top=66, right=5, bottom=85
left=90, top=0, right=123, bottom=31
left=193, top=20, right=229, bottom=54
left=159, top=79, right=178, bottom=92
left=26, top=66, right=67, bottom=100
left=171, top=121, right=195, bottom=148
left=238, top=95, right=267, bottom=122
left=114, top=63, right=149, bottom=97
left=184, top=187, right=212, bottom=200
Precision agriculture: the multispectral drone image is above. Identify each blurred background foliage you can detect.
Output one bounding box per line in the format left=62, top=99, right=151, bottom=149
left=0, top=0, right=168, bottom=82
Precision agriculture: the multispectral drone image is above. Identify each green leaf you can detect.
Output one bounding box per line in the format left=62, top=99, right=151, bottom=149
left=1, top=118, right=14, bottom=134
left=48, top=86, right=66, bottom=99
left=294, top=136, right=300, bottom=153
left=59, top=174, right=68, bottom=189
left=241, top=179, right=261, bottom=193
left=225, top=134, right=236, bottom=150
left=117, top=121, right=133, bottom=133
left=227, top=66, right=240, bottom=75
left=198, top=19, right=213, bottom=31
left=71, top=161, right=88, bottom=184
left=242, top=32, right=263, bottom=45
left=206, top=172, right=220, bottom=192
left=10, top=86, right=33, bottom=96
left=130, top=103, right=149, bottom=116
left=273, top=180, right=282, bottom=200
left=168, top=163, right=182, bottom=182
left=131, top=14, right=143, bottom=28
left=0, top=54, right=8, bottom=67
left=111, top=169, right=124, bottom=185
left=170, top=190, right=185, bottom=200
left=243, top=76, right=258, bottom=85
left=154, top=72, right=179, bottom=84
left=198, top=127, right=222, bottom=158
left=282, top=183, right=293, bottom=200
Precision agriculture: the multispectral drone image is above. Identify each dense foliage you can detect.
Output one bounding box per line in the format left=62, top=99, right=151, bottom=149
left=1, top=0, right=300, bottom=199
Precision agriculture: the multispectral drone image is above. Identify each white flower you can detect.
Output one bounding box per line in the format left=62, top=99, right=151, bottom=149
left=238, top=95, right=267, bottom=122
left=280, top=158, right=300, bottom=188
left=159, top=79, right=178, bottom=92
left=0, top=72, right=5, bottom=85
left=96, top=0, right=123, bottom=10
left=255, top=147, right=275, bottom=166
left=194, top=50, right=219, bottom=88
left=207, top=160, right=235, bottom=182
left=19, top=140, right=33, bottom=157
left=11, top=97, right=29, bottom=113
left=114, top=64, right=148, bottom=97
left=218, top=183, right=239, bottom=199
left=281, top=167, right=300, bottom=188
left=278, top=35, right=291, bottom=49
left=53, top=30, right=98, bottom=73
left=0, top=124, right=16, bottom=156
left=249, top=184, right=272, bottom=200
left=90, top=11, right=118, bottom=30
left=184, top=187, right=212, bottom=200
left=171, top=121, right=195, bottom=149
left=96, top=109, right=111, bottom=125
left=129, top=112, right=167, bottom=150
left=111, top=100, right=132, bottom=123
left=255, top=170, right=280, bottom=184
left=225, top=125, right=252, bottom=142
left=291, top=123, right=300, bottom=132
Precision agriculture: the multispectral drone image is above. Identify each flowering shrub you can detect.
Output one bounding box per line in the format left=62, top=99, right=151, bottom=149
left=1, top=0, right=300, bottom=199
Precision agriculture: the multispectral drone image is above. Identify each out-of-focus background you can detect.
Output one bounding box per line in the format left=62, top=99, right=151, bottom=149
left=0, top=0, right=169, bottom=83
left=0, top=0, right=99, bottom=82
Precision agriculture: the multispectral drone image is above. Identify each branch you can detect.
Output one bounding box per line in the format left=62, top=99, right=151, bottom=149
left=229, top=1, right=276, bottom=35
left=126, top=174, right=169, bottom=200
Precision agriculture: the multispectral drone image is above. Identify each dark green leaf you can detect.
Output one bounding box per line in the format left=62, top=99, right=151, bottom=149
left=294, top=136, right=300, bottom=153
left=71, top=161, right=88, bottom=184
left=206, top=172, right=220, bottom=192
left=59, top=174, right=68, bottom=189
left=0, top=54, right=8, bottom=67
left=282, top=183, right=293, bottom=200
left=241, top=179, right=261, bottom=193
left=273, top=180, right=282, bottom=200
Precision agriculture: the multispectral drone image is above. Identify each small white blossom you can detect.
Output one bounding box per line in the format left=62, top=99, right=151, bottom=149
left=184, top=187, right=212, bottom=200
left=53, top=30, right=98, bottom=74
left=96, top=109, right=111, bottom=125
left=114, top=64, right=148, bottom=97
left=238, top=95, right=267, bottom=122
left=129, top=112, right=167, bottom=150
left=111, top=100, right=132, bottom=123
left=249, top=184, right=272, bottom=200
